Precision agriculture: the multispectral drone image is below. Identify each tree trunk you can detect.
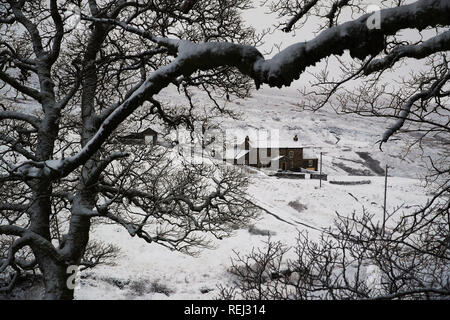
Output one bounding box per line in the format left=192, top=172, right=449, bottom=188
left=36, top=254, right=74, bottom=300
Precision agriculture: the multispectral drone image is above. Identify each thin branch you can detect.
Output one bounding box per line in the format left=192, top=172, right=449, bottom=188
left=380, top=69, right=450, bottom=147
left=0, top=71, right=42, bottom=102
left=0, top=111, right=41, bottom=128
left=365, top=30, right=450, bottom=75
left=282, top=0, right=319, bottom=33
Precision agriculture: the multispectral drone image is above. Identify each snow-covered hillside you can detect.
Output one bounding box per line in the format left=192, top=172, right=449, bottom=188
left=153, top=86, right=445, bottom=179
left=72, top=88, right=440, bottom=300
left=77, top=173, right=429, bottom=300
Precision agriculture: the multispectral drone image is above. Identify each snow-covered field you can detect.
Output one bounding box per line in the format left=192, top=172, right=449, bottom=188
left=77, top=173, right=429, bottom=300
left=75, top=88, right=438, bottom=300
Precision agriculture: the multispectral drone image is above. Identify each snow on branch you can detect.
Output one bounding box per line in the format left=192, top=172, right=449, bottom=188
left=253, top=0, right=450, bottom=88
left=46, top=0, right=64, bottom=65
left=380, top=67, right=450, bottom=147
left=365, top=30, right=450, bottom=74
left=0, top=235, right=30, bottom=273
left=83, top=152, right=130, bottom=187
left=11, top=0, right=450, bottom=179
left=49, top=41, right=263, bottom=178
left=0, top=111, right=41, bottom=129
left=85, top=0, right=450, bottom=91
left=0, top=227, right=63, bottom=264
left=282, top=0, right=319, bottom=32
left=80, top=15, right=180, bottom=54
left=0, top=71, right=42, bottom=102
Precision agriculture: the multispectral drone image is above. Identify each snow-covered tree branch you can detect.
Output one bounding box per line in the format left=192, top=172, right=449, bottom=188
left=0, top=0, right=449, bottom=300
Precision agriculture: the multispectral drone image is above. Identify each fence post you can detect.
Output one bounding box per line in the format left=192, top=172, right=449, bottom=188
left=382, top=164, right=388, bottom=236
left=319, top=152, right=323, bottom=188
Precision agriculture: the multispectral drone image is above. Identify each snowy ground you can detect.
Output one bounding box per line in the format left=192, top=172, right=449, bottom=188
left=74, top=88, right=437, bottom=300
left=76, top=173, right=429, bottom=300
left=153, top=86, right=444, bottom=179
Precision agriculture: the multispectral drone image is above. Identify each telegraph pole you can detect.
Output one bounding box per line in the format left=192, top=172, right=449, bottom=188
left=382, top=164, right=388, bottom=236
left=319, top=152, right=323, bottom=188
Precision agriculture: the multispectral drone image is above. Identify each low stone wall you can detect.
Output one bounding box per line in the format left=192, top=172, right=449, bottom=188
left=310, top=174, right=327, bottom=181
left=274, top=172, right=329, bottom=180
left=329, top=180, right=371, bottom=185
left=274, top=172, right=306, bottom=179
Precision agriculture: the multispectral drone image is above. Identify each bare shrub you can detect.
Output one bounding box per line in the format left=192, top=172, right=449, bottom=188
left=288, top=200, right=307, bottom=213
left=219, top=206, right=450, bottom=300
left=129, top=280, right=147, bottom=296
left=248, top=225, right=276, bottom=236
left=149, top=279, right=174, bottom=297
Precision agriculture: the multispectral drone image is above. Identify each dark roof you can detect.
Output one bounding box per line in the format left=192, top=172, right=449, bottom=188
left=119, top=128, right=158, bottom=140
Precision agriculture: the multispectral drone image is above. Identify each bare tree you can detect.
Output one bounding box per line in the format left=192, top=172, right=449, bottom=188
left=219, top=202, right=449, bottom=300
left=0, top=0, right=449, bottom=299
left=0, top=0, right=259, bottom=299
left=214, top=0, right=449, bottom=300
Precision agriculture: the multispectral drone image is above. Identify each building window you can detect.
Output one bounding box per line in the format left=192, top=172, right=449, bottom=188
left=308, top=159, right=313, bottom=167
left=289, top=151, right=294, bottom=158
left=267, top=148, right=271, bottom=157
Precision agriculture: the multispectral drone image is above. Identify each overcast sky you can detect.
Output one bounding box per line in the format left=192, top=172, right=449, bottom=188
left=241, top=1, right=434, bottom=90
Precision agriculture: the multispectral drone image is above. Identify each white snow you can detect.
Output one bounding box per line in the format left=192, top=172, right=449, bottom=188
left=75, top=173, right=429, bottom=300
left=73, top=87, right=441, bottom=300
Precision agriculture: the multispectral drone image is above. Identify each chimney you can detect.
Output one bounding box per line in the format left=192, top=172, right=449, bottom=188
left=293, top=134, right=298, bottom=142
